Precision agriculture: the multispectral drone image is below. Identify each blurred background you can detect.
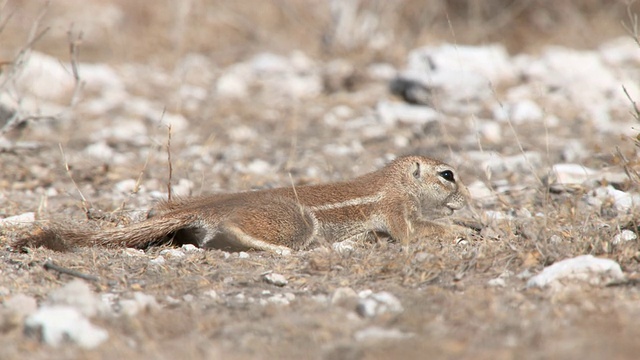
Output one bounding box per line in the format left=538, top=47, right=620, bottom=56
left=2, top=0, right=637, bottom=66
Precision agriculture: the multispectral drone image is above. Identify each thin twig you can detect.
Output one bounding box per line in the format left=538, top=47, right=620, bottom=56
left=44, top=261, right=100, bottom=282
left=66, top=25, right=85, bottom=107
left=623, top=85, right=640, bottom=122
left=0, top=0, right=16, bottom=35
left=116, top=144, right=154, bottom=214
left=166, top=115, right=173, bottom=201
left=59, top=143, right=90, bottom=217
left=623, top=1, right=640, bottom=47
left=616, top=146, right=640, bottom=183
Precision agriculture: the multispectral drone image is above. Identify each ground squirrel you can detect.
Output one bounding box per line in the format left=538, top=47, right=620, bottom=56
left=13, top=155, right=469, bottom=253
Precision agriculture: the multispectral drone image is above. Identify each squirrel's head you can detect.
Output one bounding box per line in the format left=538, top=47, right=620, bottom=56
left=389, top=155, right=469, bottom=218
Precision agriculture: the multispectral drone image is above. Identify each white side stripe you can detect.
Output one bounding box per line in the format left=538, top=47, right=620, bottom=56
left=309, top=192, right=384, bottom=212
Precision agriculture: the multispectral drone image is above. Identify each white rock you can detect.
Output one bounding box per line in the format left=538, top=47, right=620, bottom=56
left=332, top=239, right=356, bottom=255
left=396, top=44, right=513, bottom=110
left=216, top=51, right=321, bottom=100
left=246, top=159, right=272, bottom=175
left=150, top=256, right=166, bottom=265
left=612, top=230, right=638, bottom=245
left=92, top=117, right=147, bottom=144
left=114, top=179, right=139, bottom=194
left=266, top=293, right=295, bottom=306
left=159, top=249, right=185, bottom=259
left=516, top=269, right=533, bottom=280
left=549, top=235, right=563, bottom=244
left=356, top=291, right=403, bottom=318
left=487, top=277, right=506, bottom=287
left=251, top=52, right=292, bottom=73
left=561, top=140, right=588, bottom=163
left=275, top=248, right=292, bottom=256
left=228, top=125, right=258, bottom=142
left=25, top=306, right=108, bottom=349
left=118, top=292, right=159, bottom=317
left=514, top=46, right=628, bottom=129
left=179, top=84, right=207, bottom=111
left=482, top=152, right=543, bottom=175
left=84, top=141, right=116, bottom=162
left=311, top=294, right=329, bottom=305
left=322, top=105, right=355, bottom=127
left=549, top=164, right=596, bottom=188
left=322, top=141, right=364, bottom=157
left=586, top=185, right=640, bottom=213
left=171, top=178, right=194, bottom=197
left=330, top=287, right=358, bottom=306
left=526, top=255, right=625, bottom=288
left=79, top=63, right=125, bottom=94
left=80, top=87, right=127, bottom=115
left=15, top=52, right=75, bottom=101
left=477, top=120, right=502, bottom=143
left=376, top=101, right=440, bottom=126
left=263, top=273, right=288, bottom=287
left=493, top=99, right=544, bottom=124
left=467, top=181, right=493, bottom=201
left=124, top=97, right=188, bottom=133
left=204, top=290, right=219, bottom=300
left=181, top=244, right=203, bottom=252
left=405, top=43, right=513, bottom=90
left=215, top=67, right=249, bottom=98
left=173, top=53, right=216, bottom=86
left=47, top=279, right=103, bottom=318
left=367, top=63, right=397, bottom=80
left=599, top=37, right=640, bottom=66
left=592, top=171, right=633, bottom=186
left=0, top=212, right=35, bottom=226
left=159, top=112, right=189, bottom=133
left=123, top=248, right=146, bottom=257
left=238, top=252, right=250, bottom=259
left=354, top=327, right=414, bottom=342
left=3, top=294, right=38, bottom=317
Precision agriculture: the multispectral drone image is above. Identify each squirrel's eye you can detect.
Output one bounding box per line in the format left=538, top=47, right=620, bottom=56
left=439, top=170, right=455, bottom=182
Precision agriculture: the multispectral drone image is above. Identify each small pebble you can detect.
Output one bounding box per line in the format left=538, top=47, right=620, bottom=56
left=118, top=292, right=158, bottom=317
left=263, top=273, right=288, bottom=287
left=47, top=279, right=105, bottom=317
left=487, top=277, right=506, bottom=287
left=612, top=230, right=638, bottom=245
left=0, top=212, right=35, bottom=226
left=149, top=256, right=166, bottom=265
left=25, top=306, right=108, bottom=349
left=181, top=244, right=202, bottom=252
left=159, top=249, right=186, bottom=258
left=356, top=291, right=403, bottom=318
left=354, top=327, right=414, bottom=342
left=331, top=287, right=358, bottom=307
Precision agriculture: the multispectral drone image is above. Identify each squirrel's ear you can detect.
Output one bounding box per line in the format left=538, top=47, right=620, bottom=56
left=411, top=161, right=421, bottom=179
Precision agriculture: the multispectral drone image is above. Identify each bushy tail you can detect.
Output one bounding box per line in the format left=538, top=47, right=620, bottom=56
left=11, top=213, right=197, bottom=251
